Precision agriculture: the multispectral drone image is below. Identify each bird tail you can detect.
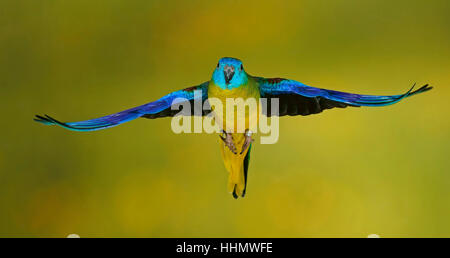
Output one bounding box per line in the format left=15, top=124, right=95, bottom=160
left=220, top=134, right=251, bottom=199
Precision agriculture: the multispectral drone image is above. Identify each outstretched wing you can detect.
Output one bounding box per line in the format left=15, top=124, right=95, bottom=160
left=257, top=77, right=432, bottom=116
left=34, top=82, right=210, bottom=131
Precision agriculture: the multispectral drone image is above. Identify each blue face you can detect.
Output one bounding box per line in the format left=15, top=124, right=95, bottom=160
left=212, top=57, right=248, bottom=89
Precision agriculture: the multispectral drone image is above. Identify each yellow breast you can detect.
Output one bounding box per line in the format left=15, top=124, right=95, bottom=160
left=207, top=77, right=260, bottom=133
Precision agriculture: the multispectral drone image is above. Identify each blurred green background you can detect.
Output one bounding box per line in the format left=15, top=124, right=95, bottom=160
left=1, top=0, right=449, bottom=237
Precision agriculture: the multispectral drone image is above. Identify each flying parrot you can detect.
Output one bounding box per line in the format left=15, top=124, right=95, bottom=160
left=35, top=57, right=432, bottom=199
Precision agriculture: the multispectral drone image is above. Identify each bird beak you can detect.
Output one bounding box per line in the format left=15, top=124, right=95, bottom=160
left=223, top=65, right=235, bottom=85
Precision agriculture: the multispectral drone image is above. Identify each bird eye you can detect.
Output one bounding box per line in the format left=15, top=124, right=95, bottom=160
left=240, top=64, right=243, bottom=71
left=217, top=63, right=219, bottom=68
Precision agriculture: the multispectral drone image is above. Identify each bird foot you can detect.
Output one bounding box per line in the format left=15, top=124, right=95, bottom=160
left=220, top=131, right=237, bottom=154
left=240, top=130, right=254, bottom=154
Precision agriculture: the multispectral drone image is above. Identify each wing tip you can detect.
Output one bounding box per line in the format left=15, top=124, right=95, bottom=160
left=34, top=114, right=76, bottom=130
left=34, top=114, right=56, bottom=125
left=34, top=113, right=118, bottom=131
left=407, top=83, right=433, bottom=97
left=415, top=83, right=433, bottom=93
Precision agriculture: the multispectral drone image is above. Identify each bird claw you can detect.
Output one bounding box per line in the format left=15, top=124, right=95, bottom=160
left=240, top=130, right=254, bottom=154
left=220, top=131, right=237, bottom=154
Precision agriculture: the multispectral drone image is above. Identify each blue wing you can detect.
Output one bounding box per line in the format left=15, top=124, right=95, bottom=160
left=34, top=82, right=209, bottom=131
left=257, top=77, right=432, bottom=116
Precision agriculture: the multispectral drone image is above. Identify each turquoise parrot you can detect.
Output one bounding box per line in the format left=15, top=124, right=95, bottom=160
left=35, top=57, right=432, bottom=199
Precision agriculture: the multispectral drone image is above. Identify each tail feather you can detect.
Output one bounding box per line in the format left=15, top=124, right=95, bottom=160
left=231, top=145, right=251, bottom=199
left=221, top=134, right=252, bottom=199
left=232, top=186, right=239, bottom=199
left=242, top=144, right=251, bottom=197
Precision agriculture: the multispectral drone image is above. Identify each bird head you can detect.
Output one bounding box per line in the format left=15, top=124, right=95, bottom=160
left=212, top=57, right=248, bottom=89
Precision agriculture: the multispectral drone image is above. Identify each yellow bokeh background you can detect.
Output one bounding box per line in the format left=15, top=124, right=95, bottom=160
left=1, top=0, right=449, bottom=237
